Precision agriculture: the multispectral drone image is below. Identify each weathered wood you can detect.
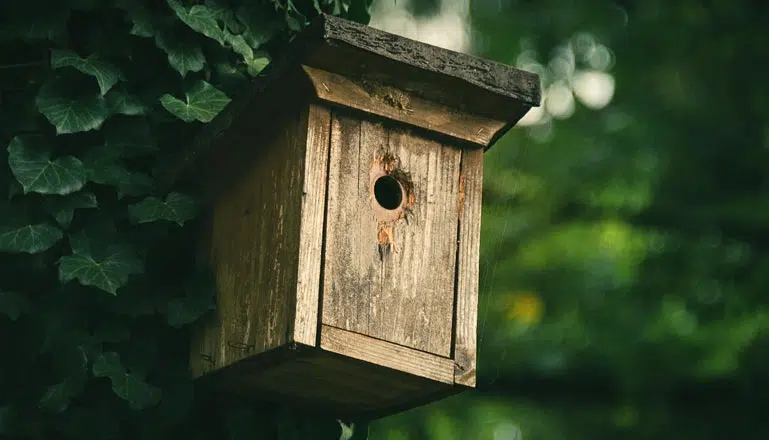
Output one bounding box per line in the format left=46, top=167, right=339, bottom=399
left=191, top=104, right=310, bottom=375
left=453, top=149, right=483, bottom=387
left=225, top=345, right=452, bottom=418
left=183, top=13, right=541, bottom=417
left=293, top=104, right=332, bottom=346
left=320, top=324, right=455, bottom=384
left=302, top=65, right=506, bottom=147
left=322, top=110, right=460, bottom=357
left=297, top=14, right=540, bottom=122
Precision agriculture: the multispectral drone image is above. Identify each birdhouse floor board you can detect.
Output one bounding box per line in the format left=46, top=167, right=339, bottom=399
left=207, top=343, right=456, bottom=419
left=319, top=324, right=455, bottom=384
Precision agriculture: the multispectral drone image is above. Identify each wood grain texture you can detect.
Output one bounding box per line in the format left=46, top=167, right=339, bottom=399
left=293, top=104, right=332, bottom=346
left=453, top=149, right=483, bottom=387
left=322, top=110, right=461, bottom=357
left=240, top=348, right=451, bottom=418
left=302, top=65, right=506, bottom=148
left=190, top=104, right=309, bottom=375
left=320, top=324, right=454, bottom=384
left=301, top=14, right=541, bottom=107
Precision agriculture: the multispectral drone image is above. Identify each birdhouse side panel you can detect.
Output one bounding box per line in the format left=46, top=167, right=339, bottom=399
left=454, top=148, right=483, bottom=387
left=193, top=104, right=313, bottom=374
left=321, top=111, right=461, bottom=357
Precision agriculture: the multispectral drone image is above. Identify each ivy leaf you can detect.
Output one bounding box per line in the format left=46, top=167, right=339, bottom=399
left=339, top=421, right=355, bottom=440
left=247, top=56, right=270, bottom=76
left=159, top=80, right=230, bottom=123
left=0, top=291, right=31, bottom=320
left=236, top=4, right=283, bottom=49
left=43, top=191, right=98, bottom=228
left=167, top=271, right=216, bottom=327
left=7, top=135, right=87, bottom=195
left=0, top=220, right=63, bottom=254
left=223, top=32, right=253, bottom=61
left=106, top=87, right=146, bottom=116
left=206, top=1, right=244, bottom=33
left=38, top=374, right=85, bottom=413
left=125, top=7, right=157, bottom=38
left=50, top=49, right=122, bottom=95
left=221, top=32, right=270, bottom=76
left=345, top=0, right=374, bottom=25
left=59, top=242, right=143, bottom=295
left=167, top=296, right=214, bottom=328
left=128, top=192, right=199, bottom=226
left=93, top=351, right=126, bottom=379
left=82, top=146, right=153, bottom=198
left=92, top=352, right=160, bottom=409
left=113, top=373, right=162, bottom=410
left=167, top=0, right=225, bottom=44
left=155, top=32, right=205, bottom=77
left=36, top=80, right=108, bottom=134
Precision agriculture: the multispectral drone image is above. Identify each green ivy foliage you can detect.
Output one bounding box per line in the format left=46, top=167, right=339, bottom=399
left=0, top=1, right=373, bottom=439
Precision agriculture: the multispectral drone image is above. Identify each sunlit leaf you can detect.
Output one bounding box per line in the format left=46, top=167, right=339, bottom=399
left=129, top=192, right=199, bottom=226
left=0, top=222, right=62, bottom=254
left=167, top=0, right=224, bottom=44
left=36, top=80, right=108, bottom=134
left=106, top=87, right=146, bottom=116
left=50, top=49, right=122, bottom=95
left=159, top=80, right=230, bottom=123
left=155, top=32, right=205, bottom=77
left=58, top=242, right=143, bottom=295
left=7, top=135, right=86, bottom=195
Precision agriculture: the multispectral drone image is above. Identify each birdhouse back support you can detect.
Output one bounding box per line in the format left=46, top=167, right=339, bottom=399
left=180, top=14, right=541, bottom=419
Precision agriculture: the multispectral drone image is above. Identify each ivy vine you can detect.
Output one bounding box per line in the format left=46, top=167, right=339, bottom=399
left=0, top=0, right=373, bottom=439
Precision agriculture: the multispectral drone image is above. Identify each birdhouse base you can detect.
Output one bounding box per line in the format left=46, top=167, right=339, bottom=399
left=198, top=325, right=460, bottom=419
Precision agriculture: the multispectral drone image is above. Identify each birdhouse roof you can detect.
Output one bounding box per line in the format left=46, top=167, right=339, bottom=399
left=291, top=14, right=541, bottom=118
left=159, top=14, right=541, bottom=190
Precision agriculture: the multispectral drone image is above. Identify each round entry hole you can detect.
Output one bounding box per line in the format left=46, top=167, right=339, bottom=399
left=374, top=175, right=404, bottom=210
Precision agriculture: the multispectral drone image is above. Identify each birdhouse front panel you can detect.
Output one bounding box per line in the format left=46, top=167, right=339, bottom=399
left=321, top=110, right=463, bottom=357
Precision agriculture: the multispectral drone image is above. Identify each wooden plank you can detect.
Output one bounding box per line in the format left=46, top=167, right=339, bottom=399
left=453, top=148, right=483, bottom=387
left=298, top=14, right=541, bottom=112
left=322, top=111, right=461, bottom=357
left=240, top=348, right=450, bottom=417
left=192, top=104, right=309, bottom=373
left=320, top=325, right=455, bottom=384
left=292, top=104, right=332, bottom=346
left=302, top=65, right=505, bottom=148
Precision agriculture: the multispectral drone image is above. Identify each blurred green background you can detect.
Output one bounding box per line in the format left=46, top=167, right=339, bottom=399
left=365, top=0, right=769, bottom=438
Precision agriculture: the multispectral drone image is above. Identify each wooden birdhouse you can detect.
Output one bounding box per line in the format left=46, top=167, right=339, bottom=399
left=184, top=14, right=540, bottom=418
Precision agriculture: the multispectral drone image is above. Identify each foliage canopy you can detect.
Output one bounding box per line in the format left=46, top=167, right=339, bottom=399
left=0, top=1, right=372, bottom=439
